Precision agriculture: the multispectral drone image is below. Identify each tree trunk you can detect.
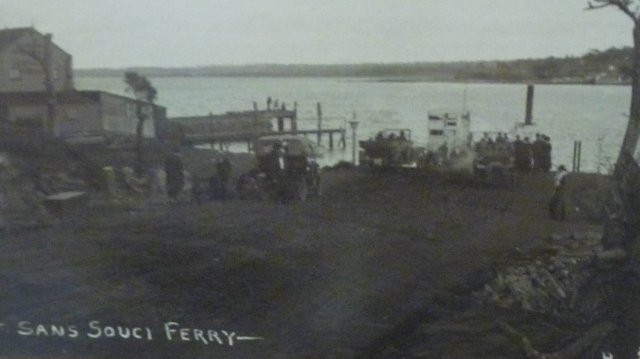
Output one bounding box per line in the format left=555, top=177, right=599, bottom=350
left=134, top=104, right=146, bottom=176
left=43, top=34, right=57, bottom=134
left=618, top=23, right=640, bottom=161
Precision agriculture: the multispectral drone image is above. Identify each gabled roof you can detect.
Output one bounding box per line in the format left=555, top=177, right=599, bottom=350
left=0, top=27, right=34, bottom=52
left=0, top=27, right=71, bottom=57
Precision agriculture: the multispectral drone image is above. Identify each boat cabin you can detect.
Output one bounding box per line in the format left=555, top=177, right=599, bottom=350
left=427, top=110, right=472, bottom=157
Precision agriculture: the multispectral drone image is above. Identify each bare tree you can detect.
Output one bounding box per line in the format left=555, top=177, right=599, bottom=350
left=17, top=31, right=57, bottom=133
left=588, top=1, right=640, bottom=161
left=124, top=71, right=157, bottom=175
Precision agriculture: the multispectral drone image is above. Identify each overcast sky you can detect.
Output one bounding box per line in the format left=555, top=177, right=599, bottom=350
left=1, top=0, right=635, bottom=68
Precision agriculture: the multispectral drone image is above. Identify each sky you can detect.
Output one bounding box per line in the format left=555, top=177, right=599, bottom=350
left=1, top=0, right=635, bottom=69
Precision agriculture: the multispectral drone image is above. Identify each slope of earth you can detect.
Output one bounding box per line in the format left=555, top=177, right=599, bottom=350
left=0, top=167, right=606, bottom=358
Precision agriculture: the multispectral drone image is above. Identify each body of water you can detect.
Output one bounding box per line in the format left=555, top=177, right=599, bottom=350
left=76, top=76, right=631, bottom=173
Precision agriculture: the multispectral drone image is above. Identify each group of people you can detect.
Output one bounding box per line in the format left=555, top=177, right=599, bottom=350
left=266, top=97, right=288, bottom=111
left=164, top=149, right=233, bottom=203
left=473, top=132, right=569, bottom=220
left=475, top=132, right=553, bottom=173
left=374, top=130, right=408, bottom=142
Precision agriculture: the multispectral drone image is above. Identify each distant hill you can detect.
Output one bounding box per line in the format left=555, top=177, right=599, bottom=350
left=74, top=47, right=633, bottom=85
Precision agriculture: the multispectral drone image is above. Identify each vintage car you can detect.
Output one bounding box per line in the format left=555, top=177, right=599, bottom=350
left=359, top=129, right=423, bottom=168
left=238, top=134, right=321, bottom=201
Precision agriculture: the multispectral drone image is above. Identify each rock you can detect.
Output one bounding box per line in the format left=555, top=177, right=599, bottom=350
left=596, top=248, right=627, bottom=263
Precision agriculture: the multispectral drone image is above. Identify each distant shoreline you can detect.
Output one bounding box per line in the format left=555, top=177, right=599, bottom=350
left=73, top=47, right=633, bottom=86
left=74, top=73, right=631, bottom=87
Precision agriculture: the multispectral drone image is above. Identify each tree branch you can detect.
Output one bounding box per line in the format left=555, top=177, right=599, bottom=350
left=498, top=321, right=616, bottom=359
left=588, top=0, right=639, bottom=23
left=16, top=44, right=46, bottom=68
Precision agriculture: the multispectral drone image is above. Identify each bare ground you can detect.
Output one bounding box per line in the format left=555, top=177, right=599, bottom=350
left=0, top=166, right=607, bottom=358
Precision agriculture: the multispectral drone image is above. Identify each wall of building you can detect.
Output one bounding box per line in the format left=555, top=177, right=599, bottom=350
left=3, top=101, right=101, bottom=136
left=0, top=31, right=73, bottom=93
left=99, top=93, right=155, bottom=138
left=55, top=103, right=102, bottom=137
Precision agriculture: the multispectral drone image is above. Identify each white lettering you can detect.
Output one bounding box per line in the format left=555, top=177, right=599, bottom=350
left=221, top=330, right=236, bottom=346
left=67, top=326, right=79, bottom=338
left=35, top=325, right=48, bottom=336
left=17, top=321, right=33, bottom=336
left=208, top=330, right=223, bottom=344
left=87, top=320, right=102, bottom=339
left=164, top=322, right=179, bottom=341
left=103, top=326, right=116, bottom=338
left=117, top=326, right=131, bottom=339
left=193, top=329, right=208, bottom=345
left=50, top=325, right=65, bottom=337
left=179, top=328, right=191, bottom=341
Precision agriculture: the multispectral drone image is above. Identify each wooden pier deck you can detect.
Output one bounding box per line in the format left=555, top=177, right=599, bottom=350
left=168, top=107, right=346, bottom=150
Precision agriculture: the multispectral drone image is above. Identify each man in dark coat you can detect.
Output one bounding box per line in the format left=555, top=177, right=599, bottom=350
left=216, top=156, right=232, bottom=199
left=164, top=150, right=184, bottom=199
left=549, top=165, right=569, bottom=220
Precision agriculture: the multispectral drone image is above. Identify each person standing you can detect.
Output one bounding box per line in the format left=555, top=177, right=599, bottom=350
left=549, top=165, right=569, bottom=220
left=532, top=133, right=544, bottom=171
left=165, top=149, right=184, bottom=199
left=216, top=156, right=232, bottom=199
left=522, top=137, right=533, bottom=173
left=542, top=135, right=552, bottom=173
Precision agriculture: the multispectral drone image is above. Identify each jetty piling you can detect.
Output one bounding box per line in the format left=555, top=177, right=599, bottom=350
left=572, top=140, right=582, bottom=172
left=317, top=102, right=323, bottom=145
left=525, top=84, right=534, bottom=126
left=349, top=120, right=359, bottom=165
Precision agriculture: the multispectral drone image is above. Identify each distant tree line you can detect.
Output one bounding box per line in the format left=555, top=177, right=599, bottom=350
left=75, top=47, right=633, bottom=84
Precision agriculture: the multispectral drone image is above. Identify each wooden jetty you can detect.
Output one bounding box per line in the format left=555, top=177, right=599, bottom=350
left=167, top=103, right=346, bottom=150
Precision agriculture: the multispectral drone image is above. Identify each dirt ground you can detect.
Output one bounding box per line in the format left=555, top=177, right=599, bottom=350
left=0, top=162, right=608, bottom=358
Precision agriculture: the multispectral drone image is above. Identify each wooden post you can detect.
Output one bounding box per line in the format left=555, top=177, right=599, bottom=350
left=572, top=140, right=582, bottom=172
left=291, top=112, right=298, bottom=132
left=577, top=141, right=582, bottom=173
left=571, top=141, right=578, bottom=172
left=317, top=102, right=323, bottom=145
left=277, top=117, right=284, bottom=132
left=349, top=121, right=359, bottom=165
left=525, top=84, right=534, bottom=126
left=329, top=132, right=334, bottom=150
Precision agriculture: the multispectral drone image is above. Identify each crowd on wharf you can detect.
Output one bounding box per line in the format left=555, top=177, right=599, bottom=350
left=475, top=132, right=553, bottom=173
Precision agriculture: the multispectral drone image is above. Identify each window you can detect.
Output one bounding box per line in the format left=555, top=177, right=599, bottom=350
left=430, top=130, right=444, bottom=136
left=9, top=69, right=20, bottom=80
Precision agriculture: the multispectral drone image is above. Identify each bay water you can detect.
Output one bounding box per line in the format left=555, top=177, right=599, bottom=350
left=76, top=76, right=630, bottom=173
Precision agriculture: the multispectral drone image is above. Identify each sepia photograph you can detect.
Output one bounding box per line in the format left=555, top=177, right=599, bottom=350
left=1, top=1, right=639, bottom=358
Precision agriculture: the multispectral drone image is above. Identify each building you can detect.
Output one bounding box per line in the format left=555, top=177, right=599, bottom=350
left=0, top=90, right=167, bottom=143
left=0, top=27, right=73, bottom=92
left=0, top=27, right=168, bottom=141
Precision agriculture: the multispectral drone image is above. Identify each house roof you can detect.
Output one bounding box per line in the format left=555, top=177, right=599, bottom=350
left=0, top=27, right=35, bottom=52
left=0, top=27, right=71, bottom=57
